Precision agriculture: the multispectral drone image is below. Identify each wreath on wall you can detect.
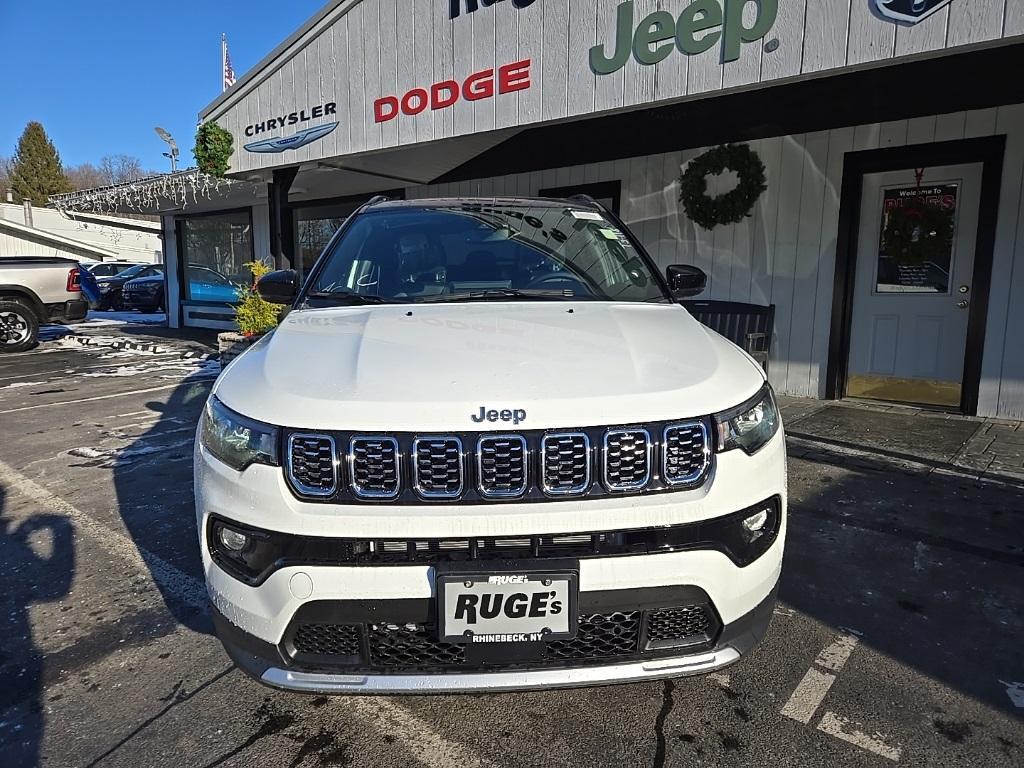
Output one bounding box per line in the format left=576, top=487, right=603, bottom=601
left=193, top=121, right=234, bottom=178
left=678, top=144, right=767, bottom=229
left=880, top=198, right=955, bottom=266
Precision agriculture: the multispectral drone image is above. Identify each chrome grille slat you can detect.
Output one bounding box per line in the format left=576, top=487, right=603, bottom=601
left=603, top=429, right=652, bottom=491
left=412, top=437, right=464, bottom=499
left=662, top=422, right=710, bottom=486
left=349, top=436, right=400, bottom=499
left=477, top=435, right=528, bottom=498
left=287, top=434, right=338, bottom=497
left=541, top=432, right=591, bottom=496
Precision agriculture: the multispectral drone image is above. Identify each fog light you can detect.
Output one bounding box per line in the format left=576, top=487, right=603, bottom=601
left=742, top=509, right=769, bottom=534
left=219, top=526, right=249, bottom=552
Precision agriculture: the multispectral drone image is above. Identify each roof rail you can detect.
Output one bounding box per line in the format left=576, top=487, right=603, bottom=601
left=366, top=195, right=390, bottom=206
left=568, top=194, right=598, bottom=205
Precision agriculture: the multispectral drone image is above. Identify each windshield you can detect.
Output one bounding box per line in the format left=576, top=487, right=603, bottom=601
left=308, top=203, right=669, bottom=304
left=113, top=264, right=147, bottom=279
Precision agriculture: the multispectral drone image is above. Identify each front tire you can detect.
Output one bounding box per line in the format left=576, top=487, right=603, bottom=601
left=0, top=299, right=39, bottom=353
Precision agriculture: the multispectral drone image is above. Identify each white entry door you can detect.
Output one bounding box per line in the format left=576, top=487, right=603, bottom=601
left=847, top=163, right=982, bottom=408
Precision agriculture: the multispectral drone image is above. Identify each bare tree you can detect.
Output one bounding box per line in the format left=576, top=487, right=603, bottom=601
left=66, top=162, right=107, bottom=191
left=99, top=154, right=147, bottom=185
left=0, top=155, right=11, bottom=201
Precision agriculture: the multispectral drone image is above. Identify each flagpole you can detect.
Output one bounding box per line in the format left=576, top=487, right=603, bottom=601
left=221, top=33, right=227, bottom=92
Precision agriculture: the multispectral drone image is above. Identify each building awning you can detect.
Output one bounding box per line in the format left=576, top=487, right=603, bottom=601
left=49, top=169, right=264, bottom=217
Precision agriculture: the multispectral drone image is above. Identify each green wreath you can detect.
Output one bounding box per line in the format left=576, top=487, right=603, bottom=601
left=193, top=121, right=234, bottom=178
left=881, top=202, right=954, bottom=266
left=678, top=144, right=767, bottom=229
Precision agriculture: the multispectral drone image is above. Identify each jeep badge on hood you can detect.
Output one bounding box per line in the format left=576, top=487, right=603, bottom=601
left=472, top=406, right=527, bottom=425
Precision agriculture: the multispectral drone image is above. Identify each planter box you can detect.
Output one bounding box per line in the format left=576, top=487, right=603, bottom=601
left=218, top=332, right=259, bottom=367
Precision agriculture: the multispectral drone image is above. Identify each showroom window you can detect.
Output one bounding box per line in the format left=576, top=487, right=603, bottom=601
left=177, top=210, right=253, bottom=303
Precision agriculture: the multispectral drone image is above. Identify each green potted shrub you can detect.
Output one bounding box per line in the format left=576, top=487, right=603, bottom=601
left=217, top=260, right=283, bottom=366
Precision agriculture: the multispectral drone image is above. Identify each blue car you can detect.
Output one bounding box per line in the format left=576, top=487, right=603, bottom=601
left=122, top=265, right=242, bottom=313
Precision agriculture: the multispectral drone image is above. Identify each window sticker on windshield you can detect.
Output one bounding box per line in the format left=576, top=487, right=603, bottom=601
left=598, top=227, right=620, bottom=240
left=570, top=210, right=604, bottom=220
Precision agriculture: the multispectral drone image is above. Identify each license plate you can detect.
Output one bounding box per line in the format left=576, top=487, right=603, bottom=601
left=437, top=571, right=578, bottom=644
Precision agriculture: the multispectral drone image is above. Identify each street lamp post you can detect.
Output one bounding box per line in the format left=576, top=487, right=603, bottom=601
left=154, top=127, right=180, bottom=173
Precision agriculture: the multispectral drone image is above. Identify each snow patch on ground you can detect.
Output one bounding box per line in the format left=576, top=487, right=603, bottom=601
left=82, top=311, right=168, bottom=326
left=68, top=447, right=107, bottom=459
left=1, top=381, right=47, bottom=389
left=81, top=358, right=220, bottom=381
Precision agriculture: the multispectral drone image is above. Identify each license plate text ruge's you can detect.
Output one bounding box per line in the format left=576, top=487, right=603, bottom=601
left=454, top=576, right=563, bottom=628
left=440, top=573, right=575, bottom=643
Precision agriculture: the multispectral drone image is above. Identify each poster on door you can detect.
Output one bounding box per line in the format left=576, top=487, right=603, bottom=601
left=877, top=183, right=958, bottom=293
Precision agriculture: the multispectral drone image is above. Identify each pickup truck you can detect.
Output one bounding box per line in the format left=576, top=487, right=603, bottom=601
left=0, top=256, right=88, bottom=352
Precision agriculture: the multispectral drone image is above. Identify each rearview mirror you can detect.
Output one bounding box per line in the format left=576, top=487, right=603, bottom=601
left=666, top=265, right=707, bottom=299
left=257, top=269, right=299, bottom=305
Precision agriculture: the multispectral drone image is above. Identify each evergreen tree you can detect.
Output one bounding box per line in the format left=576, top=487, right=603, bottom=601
left=9, top=122, right=72, bottom=205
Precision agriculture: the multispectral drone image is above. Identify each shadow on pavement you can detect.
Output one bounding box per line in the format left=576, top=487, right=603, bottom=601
left=781, top=444, right=1024, bottom=717
left=0, top=485, right=75, bottom=767
left=110, top=379, right=214, bottom=636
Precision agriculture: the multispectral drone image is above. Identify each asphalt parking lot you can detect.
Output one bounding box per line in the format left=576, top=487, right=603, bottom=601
left=0, top=336, right=1022, bottom=767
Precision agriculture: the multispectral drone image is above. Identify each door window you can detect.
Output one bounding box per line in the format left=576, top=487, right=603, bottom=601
left=875, top=183, right=959, bottom=294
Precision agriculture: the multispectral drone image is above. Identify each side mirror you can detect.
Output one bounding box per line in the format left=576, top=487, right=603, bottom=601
left=666, top=265, right=707, bottom=299
left=257, top=269, right=299, bottom=305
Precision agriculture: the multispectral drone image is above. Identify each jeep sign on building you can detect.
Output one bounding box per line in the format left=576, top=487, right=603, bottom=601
left=55, top=0, right=1024, bottom=420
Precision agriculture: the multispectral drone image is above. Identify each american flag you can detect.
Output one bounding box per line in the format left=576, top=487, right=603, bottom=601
left=222, top=34, right=236, bottom=91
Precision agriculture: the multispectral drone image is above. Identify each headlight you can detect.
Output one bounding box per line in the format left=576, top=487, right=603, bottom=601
left=200, top=396, right=279, bottom=470
left=713, top=384, right=780, bottom=455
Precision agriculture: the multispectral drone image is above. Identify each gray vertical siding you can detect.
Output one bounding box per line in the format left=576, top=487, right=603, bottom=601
left=204, top=0, right=1021, bottom=175
left=406, top=105, right=1024, bottom=419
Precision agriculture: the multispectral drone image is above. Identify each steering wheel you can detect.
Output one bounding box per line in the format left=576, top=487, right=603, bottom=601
left=524, top=272, right=593, bottom=294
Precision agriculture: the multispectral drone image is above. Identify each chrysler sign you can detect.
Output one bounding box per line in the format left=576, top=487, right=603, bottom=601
left=874, top=0, right=955, bottom=24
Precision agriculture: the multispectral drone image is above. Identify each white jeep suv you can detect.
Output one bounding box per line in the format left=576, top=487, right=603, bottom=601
left=195, top=196, right=786, bottom=693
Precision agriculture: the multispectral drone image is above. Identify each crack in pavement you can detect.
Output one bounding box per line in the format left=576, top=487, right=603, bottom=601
left=84, top=666, right=235, bottom=768
left=652, top=678, right=676, bottom=768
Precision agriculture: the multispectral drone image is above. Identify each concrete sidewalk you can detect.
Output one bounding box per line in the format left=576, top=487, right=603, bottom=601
left=780, top=396, right=1024, bottom=485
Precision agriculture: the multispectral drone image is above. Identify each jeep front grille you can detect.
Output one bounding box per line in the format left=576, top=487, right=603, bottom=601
left=282, top=419, right=712, bottom=504
left=287, top=434, right=338, bottom=497
left=412, top=437, right=464, bottom=499
left=477, top=435, right=528, bottom=498
left=541, top=433, right=590, bottom=496
left=349, top=437, right=400, bottom=499
left=603, top=429, right=652, bottom=491
left=662, top=423, right=710, bottom=486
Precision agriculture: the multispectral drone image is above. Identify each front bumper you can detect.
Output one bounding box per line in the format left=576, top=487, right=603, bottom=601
left=122, top=291, right=161, bottom=310
left=213, top=583, right=777, bottom=694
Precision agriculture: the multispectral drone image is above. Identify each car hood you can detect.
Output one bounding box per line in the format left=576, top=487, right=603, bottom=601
left=125, top=274, right=164, bottom=285
left=214, top=302, right=765, bottom=431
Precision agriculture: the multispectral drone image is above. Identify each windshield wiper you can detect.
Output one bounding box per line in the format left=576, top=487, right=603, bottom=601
left=420, top=288, right=580, bottom=303
left=306, top=291, right=402, bottom=305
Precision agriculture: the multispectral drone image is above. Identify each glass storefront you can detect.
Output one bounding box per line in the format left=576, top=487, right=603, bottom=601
left=177, top=210, right=253, bottom=302
left=292, top=201, right=363, bottom=279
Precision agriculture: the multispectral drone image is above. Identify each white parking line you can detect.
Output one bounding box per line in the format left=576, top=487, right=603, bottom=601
left=0, top=456, right=492, bottom=768
left=0, top=457, right=207, bottom=609
left=0, top=382, right=206, bottom=414
left=818, top=712, right=902, bottom=761
left=780, top=631, right=860, bottom=724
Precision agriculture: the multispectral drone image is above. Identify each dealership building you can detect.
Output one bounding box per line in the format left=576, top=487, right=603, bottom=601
left=54, top=0, right=1024, bottom=419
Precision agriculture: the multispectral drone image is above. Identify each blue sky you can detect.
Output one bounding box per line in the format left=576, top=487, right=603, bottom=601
left=0, top=0, right=325, bottom=169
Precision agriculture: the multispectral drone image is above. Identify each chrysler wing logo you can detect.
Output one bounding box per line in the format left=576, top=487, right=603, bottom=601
left=243, top=122, right=339, bottom=153
left=874, top=0, right=954, bottom=24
